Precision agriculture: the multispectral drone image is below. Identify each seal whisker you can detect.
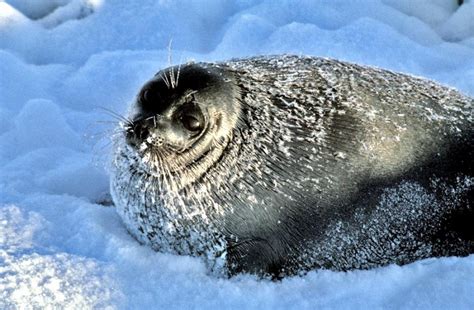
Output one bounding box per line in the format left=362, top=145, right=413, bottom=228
left=169, top=67, right=175, bottom=89
left=95, top=106, right=132, bottom=125
left=175, top=61, right=182, bottom=88
left=95, top=120, right=123, bottom=124
left=159, top=72, right=171, bottom=89
left=167, top=39, right=176, bottom=89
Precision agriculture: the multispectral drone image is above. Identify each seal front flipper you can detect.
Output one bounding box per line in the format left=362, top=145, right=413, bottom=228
left=226, top=237, right=288, bottom=278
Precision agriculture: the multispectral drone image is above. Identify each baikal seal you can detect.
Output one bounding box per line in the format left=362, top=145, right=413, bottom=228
left=111, top=55, right=473, bottom=278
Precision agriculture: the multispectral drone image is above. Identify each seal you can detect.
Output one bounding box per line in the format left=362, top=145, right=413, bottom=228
left=111, top=55, right=473, bottom=278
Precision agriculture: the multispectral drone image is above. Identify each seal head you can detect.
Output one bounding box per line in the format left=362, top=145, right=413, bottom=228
left=126, top=64, right=239, bottom=188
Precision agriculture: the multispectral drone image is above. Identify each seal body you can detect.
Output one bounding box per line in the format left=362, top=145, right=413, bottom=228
left=111, top=55, right=473, bottom=277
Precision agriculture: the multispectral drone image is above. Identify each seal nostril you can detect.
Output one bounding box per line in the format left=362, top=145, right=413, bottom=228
left=138, top=124, right=149, bottom=140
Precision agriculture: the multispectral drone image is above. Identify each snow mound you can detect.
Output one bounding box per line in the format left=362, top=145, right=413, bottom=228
left=1, top=0, right=473, bottom=308
left=5, top=0, right=102, bottom=28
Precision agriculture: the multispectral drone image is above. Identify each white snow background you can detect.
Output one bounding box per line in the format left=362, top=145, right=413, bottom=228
left=1, top=0, right=474, bottom=308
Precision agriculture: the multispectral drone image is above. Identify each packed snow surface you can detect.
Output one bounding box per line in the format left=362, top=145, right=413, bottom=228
left=1, top=0, right=473, bottom=308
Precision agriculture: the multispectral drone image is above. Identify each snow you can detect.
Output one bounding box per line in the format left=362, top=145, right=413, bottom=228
left=0, top=0, right=473, bottom=308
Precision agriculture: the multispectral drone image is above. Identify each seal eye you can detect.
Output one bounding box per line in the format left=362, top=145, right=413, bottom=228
left=177, top=102, right=205, bottom=133
left=180, top=114, right=202, bottom=132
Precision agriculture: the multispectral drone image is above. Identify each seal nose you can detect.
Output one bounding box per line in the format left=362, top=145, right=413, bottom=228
left=126, top=119, right=150, bottom=147
left=133, top=121, right=150, bottom=140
